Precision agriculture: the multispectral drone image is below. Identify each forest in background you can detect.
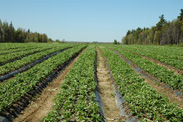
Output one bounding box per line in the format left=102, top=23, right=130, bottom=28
left=0, top=20, right=53, bottom=43
left=122, top=9, right=183, bottom=45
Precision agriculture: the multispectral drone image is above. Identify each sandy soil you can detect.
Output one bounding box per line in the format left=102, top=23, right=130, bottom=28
left=136, top=52, right=183, bottom=75
left=144, top=79, right=183, bottom=109
left=13, top=49, right=85, bottom=122
left=97, top=48, right=122, bottom=122
left=113, top=49, right=183, bottom=109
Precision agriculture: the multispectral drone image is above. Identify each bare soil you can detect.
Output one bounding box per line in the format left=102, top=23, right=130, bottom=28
left=13, top=50, right=85, bottom=122
left=114, top=50, right=183, bottom=109
left=120, top=47, right=183, bottom=75
left=97, top=49, right=122, bottom=122
left=144, top=79, right=183, bottom=109
left=113, top=49, right=183, bottom=109
left=136, top=53, right=183, bottom=75
left=137, top=57, right=183, bottom=108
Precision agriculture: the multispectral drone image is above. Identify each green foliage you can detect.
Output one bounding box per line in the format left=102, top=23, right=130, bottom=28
left=0, top=44, right=72, bottom=75
left=178, top=9, right=183, bottom=21
left=114, top=39, right=117, bottom=44
left=55, top=39, right=60, bottom=43
left=156, top=14, right=167, bottom=31
left=112, top=46, right=183, bottom=90
left=100, top=46, right=183, bottom=121
left=42, top=46, right=102, bottom=122
left=120, top=45, right=183, bottom=70
left=0, top=45, right=85, bottom=115
left=0, top=44, right=50, bottom=65
left=0, top=19, right=53, bottom=43
left=113, top=40, right=120, bottom=45
left=122, top=9, right=183, bottom=45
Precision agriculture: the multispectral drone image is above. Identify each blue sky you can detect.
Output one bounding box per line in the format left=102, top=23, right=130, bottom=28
left=0, top=0, right=183, bottom=42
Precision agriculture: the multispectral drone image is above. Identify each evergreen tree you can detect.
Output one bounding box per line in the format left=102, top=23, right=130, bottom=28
left=156, top=14, right=167, bottom=31
left=0, top=19, right=53, bottom=43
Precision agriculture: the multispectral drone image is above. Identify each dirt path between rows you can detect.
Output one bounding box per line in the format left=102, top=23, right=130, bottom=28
left=144, top=79, right=183, bottom=109
left=113, top=49, right=183, bottom=109
left=13, top=50, right=85, bottom=122
left=97, top=49, right=122, bottom=122
left=141, top=55, right=183, bottom=75
left=132, top=57, right=183, bottom=108
left=129, top=51, right=183, bottom=76
left=120, top=48, right=183, bottom=75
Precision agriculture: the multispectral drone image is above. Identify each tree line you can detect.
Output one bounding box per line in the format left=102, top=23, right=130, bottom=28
left=122, top=9, right=183, bottom=45
left=0, top=20, right=53, bottom=43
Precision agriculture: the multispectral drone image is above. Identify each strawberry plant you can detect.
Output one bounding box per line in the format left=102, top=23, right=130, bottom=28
left=42, top=46, right=102, bottom=122
left=100, top=46, right=183, bottom=121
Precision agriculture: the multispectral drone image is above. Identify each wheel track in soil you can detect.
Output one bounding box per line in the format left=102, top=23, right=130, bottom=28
left=13, top=49, right=86, bottom=122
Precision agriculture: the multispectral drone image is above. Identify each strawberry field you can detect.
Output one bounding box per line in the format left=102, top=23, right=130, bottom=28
left=0, top=43, right=183, bottom=122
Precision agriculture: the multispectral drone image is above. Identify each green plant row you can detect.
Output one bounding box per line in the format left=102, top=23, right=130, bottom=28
left=0, top=46, right=38, bottom=55
left=110, top=46, right=183, bottom=91
left=42, top=46, right=102, bottom=122
left=0, top=45, right=85, bottom=115
left=121, top=45, right=183, bottom=58
left=121, top=45, right=183, bottom=70
left=0, top=43, right=55, bottom=55
left=100, top=46, right=183, bottom=121
left=0, top=43, right=42, bottom=51
left=0, top=46, right=52, bottom=65
left=0, top=45, right=72, bottom=76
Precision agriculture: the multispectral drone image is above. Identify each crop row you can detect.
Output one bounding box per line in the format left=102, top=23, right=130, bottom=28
left=0, top=45, right=85, bottom=116
left=100, top=46, right=183, bottom=121
left=0, top=43, right=77, bottom=65
left=0, top=43, right=39, bottom=51
left=42, top=46, right=102, bottom=122
left=121, top=45, right=183, bottom=70
left=0, top=46, right=51, bottom=65
left=123, top=45, right=183, bottom=58
left=109, top=46, right=183, bottom=91
left=0, top=45, right=71, bottom=76
left=0, top=46, right=38, bottom=55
